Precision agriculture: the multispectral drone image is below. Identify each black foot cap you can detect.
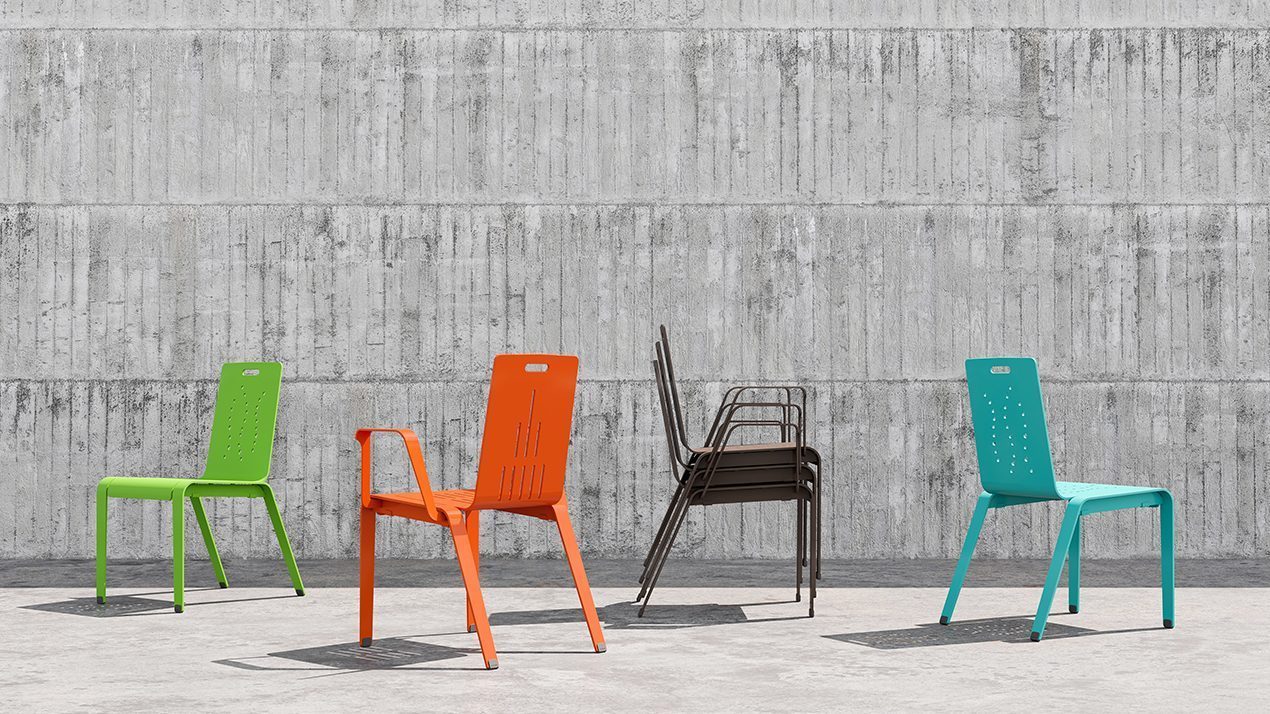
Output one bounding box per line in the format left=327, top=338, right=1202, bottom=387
left=360, top=637, right=372, bottom=648
left=96, top=596, right=104, bottom=605
left=468, top=625, right=477, bottom=633
left=796, top=593, right=801, bottom=602
left=219, top=582, right=228, bottom=589
left=1069, top=605, right=1079, bottom=614
left=939, top=616, right=949, bottom=626
left=174, top=605, right=184, bottom=613
left=1164, top=619, right=1174, bottom=629
left=1030, top=631, right=1041, bottom=642
left=295, top=588, right=305, bottom=597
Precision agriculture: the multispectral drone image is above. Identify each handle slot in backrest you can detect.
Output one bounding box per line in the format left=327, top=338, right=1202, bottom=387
left=242, top=369, right=261, bottom=376
left=990, top=365, right=1011, bottom=374
left=524, top=363, right=548, bottom=373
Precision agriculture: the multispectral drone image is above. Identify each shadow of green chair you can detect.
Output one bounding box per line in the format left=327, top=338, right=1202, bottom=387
left=940, top=357, right=1175, bottom=641
left=95, top=362, right=304, bottom=612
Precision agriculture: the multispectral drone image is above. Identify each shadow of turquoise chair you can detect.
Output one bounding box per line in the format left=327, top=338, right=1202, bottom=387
left=95, top=362, right=304, bottom=612
left=939, top=357, right=1174, bottom=641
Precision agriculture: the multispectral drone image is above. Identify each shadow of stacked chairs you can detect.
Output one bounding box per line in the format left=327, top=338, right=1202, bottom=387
left=638, top=326, right=824, bottom=617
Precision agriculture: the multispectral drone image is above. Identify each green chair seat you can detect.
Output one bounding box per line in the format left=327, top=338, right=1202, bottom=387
left=96, top=362, right=304, bottom=612
left=100, top=477, right=270, bottom=499
left=939, top=358, right=1175, bottom=641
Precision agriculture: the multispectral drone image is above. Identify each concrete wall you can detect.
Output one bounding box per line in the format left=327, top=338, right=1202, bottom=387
left=3, top=2, right=1269, bottom=561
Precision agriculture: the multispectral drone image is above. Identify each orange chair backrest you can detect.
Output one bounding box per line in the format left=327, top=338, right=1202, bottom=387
left=471, top=354, right=580, bottom=509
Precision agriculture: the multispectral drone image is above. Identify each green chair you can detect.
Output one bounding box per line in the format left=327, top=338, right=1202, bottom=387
left=96, top=362, right=304, bottom=612
left=940, top=357, right=1175, bottom=641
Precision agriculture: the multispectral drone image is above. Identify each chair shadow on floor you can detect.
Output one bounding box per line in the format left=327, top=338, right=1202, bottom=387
left=20, top=590, right=298, bottom=618
left=826, top=614, right=1162, bottom=649
left=491, top=599, right=804, bottom=630
left=214, top=638, right=476, bottom=674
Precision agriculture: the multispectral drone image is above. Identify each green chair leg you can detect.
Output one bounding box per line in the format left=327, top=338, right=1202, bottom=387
left=1031, top=501, right=1083, bottom=641
left=940, top=492, right=993, bottom=625
left=261, top=486, right=305, bottom=596
left=191, top=497, right=228, bottom=588
left=95, top=481, right=110, bottom=604
left=1067, top=517, right=1081, bottom=613
left=172, top=490, right=186, bottom=613
left=1161, top=494, right=1175, bottom=628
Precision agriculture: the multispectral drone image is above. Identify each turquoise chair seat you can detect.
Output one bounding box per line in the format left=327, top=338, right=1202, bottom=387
left=939, top=358, right=1175, bottom=641
left=1056, top=481, right=1167, bottom=500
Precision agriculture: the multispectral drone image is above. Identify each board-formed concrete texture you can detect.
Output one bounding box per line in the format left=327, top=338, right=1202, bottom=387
left=3, top=3, right=1270, bottom=562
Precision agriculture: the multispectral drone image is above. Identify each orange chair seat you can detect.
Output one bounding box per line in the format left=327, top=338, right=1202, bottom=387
left=373, top=488, right=476, bottom=511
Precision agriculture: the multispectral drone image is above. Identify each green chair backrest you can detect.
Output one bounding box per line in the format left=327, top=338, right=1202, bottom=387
left=202, top=362, right=283, bottom=482
left=965, top=357, right=1061, bottom=500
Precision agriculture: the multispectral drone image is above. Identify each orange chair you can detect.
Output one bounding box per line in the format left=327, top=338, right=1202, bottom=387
left=355, top=354, right=605, bottom=670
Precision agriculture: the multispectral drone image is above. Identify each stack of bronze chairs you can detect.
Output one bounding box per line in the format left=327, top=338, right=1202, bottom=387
left=638, top=326, right=823, bottom=617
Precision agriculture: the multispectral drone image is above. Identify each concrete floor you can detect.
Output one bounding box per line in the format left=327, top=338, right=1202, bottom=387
left=3, top=583, right=1265, bottom=711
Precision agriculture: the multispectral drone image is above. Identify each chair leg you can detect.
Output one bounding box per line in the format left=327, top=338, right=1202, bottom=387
left=450, top=517, right=498, bottom=670
left=95, top=482, right=109, bottom=604
left=640, top=479, right=687, bottom=582
left=798, top=495, right=807, bottom=568
left=940, top=492, right=993, bottom=625
left=637, top=487, right=690, bottom=601
left=191, top=497, right=228, bottom=589
left=815, top=466, right=823, bottom=580
left=261, top=487, right=305, bottom=596
left=172, top=492, right=185, bottom=613
left=552, top=503, right=606, bottom=653
left=795, top=495, right=804, bottom=602
left=359, top=507, right=375, bottom=647
left=1067, top=517, right=1081, bottom=613
left=465, top=510, right=480, bottom=633
left=1031, top=502, right=1083, bottom=641
left=639, top=497, right=692, bottom=616
left=637, top=490, right=690, bottom=603
left=808, top=487, right=818, bottom=617
left=1160, top=493, right=1175, bottom=628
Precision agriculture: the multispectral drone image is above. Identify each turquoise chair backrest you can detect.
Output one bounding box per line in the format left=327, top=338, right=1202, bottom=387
left=202, top=362, right=283, bottom=482
left=965, top=357, right=1060, bottom=499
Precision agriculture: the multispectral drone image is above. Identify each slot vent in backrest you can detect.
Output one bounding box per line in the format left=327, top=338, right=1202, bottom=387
left=474, top=355, right=579, bottom=507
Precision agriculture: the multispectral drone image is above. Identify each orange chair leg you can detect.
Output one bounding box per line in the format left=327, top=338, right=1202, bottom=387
left=450, top=517, right=498, bottom=669
left=465, top=510, right=481, bottom=633
left=552, top=503, right=606, bottom=653
left=359, top=507, right=376, bottom=647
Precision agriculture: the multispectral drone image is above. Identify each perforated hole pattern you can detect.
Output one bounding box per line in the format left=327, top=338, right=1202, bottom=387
left=985, top=384, right=1035, bottom=479
left=221, top=383, right=265, bottom=463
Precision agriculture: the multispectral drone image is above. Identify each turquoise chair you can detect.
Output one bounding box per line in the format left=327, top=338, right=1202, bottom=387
left=940, top=357, right=1175, bottom=641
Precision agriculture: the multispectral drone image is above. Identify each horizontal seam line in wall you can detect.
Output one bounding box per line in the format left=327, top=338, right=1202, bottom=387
left=2, top=378, right=1268, bottom=386
left=5, top=202, right=1270, bottom=209
left=2, top=26, right=1268, bottom=32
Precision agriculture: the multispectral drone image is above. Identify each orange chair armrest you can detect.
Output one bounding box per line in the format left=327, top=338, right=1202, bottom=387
left=354, top=428, right=439, bottom=520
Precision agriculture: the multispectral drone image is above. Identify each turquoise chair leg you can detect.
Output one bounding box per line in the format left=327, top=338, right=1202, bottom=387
left=1067, top=517, right=1081, bottom=613
left=1031, top=501, right=1083, bottom=641
left=940, top=492, right=993, bottom=625
left=172, top=491, right=186, bottom=613
left=1161, top=493, right=1175, bottom=628
left=261, top=486, right=305, bottom=596
left=190, top=497, right=228, bottom=588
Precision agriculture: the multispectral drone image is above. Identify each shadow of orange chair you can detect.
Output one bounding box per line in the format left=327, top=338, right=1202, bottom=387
left=355, top=354, right=605, bottom=670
